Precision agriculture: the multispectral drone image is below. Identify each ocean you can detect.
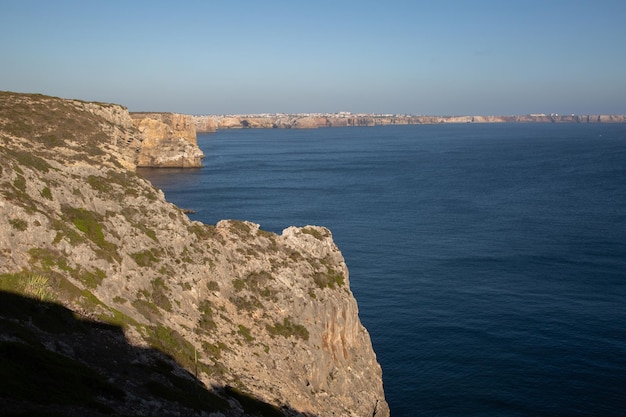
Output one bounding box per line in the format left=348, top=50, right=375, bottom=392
left=139, top=123, right=626, bottom=416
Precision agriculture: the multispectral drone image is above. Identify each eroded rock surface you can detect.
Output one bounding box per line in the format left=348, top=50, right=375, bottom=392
left=0, top=91, right=388, bottom=417
left=193, top=112, right=626, bottom=132
left=131, top=112, right=204, bottom=167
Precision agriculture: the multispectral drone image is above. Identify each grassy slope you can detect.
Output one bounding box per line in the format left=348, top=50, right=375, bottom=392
left=0, top=92, right=296, bottom=417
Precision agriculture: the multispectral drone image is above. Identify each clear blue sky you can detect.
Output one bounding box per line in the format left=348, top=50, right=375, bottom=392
left=2, top=0, right=625, bottom=115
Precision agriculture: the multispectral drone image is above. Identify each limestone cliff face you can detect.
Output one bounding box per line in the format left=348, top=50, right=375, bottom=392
left=79, top=101, right=144, bottom=169
left=292, top=117, right=320, bottom=129
left=195, top=115, right=325, bottom=131
left=193, top=113, right=626, bottom=132
left=194, top=115, right=218, bottom=133
left=0, top=92, right=389, bottom=416
left=131, top=112, right=204, bottom=167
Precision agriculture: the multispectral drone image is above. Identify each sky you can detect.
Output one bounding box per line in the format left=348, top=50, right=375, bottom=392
left=1, top=0, right=625, bottom=115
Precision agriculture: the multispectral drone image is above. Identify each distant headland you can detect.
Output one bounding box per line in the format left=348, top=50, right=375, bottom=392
left=125, top=110, right=625, bottom=167
left=191, top=112, right=626, bottom=132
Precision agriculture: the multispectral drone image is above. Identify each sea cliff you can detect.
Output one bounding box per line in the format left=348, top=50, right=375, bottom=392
left=194, top=112, right=626, bottom=132
left=0, top=92, right=389, bottom=417
left=131, top=112, right=205, bottom=168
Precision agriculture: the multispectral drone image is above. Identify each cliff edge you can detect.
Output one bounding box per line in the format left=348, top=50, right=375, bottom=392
left=194, top=112, right=626, bottom=131
left=131, top=112, right=205, bottom=168
left=0, top=92, right=389, bottom=416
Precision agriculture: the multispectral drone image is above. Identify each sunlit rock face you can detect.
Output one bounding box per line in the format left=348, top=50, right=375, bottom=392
left=131, top=112, right=204, bottom=168
left=0, top=91, right=389, bottom=417
left=192, top=113, right=626, bottom=133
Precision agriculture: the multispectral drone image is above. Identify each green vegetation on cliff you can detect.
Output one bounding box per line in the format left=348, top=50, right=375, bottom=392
left=0, top=91, right=389, bottom=417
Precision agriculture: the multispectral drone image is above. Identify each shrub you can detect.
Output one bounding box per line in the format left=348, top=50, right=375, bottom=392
left=82, top=268, right=106, bottom=289
left=301, top=227, right=326, bottom=240
left=28, top=247, right=58, bottom=270
left=266, top=317, right=309, bottom=341
left=197, top=300, right=216, bottom=332
left=230, top=295, right=262, bottom=313
left=246, top=271, right=272, bottom=289
left=40, top=186, right=53, bottom=200
left=87, top=175, right=112, bottom=194
left=13, top=174, right=26, bottom=192
left=9, top=218, right=28, bottom=231
left=229, top=220, right=251, bottom=236
left=23, top=274, right=55, bottom=302
left=147, top=325, right=199, bottom=373
left=38, top=133, right=65, bottom=147
left=232, top=271, right=273, bottom=295
left=131, top=249, right=159, bottom=267
left=132, top=299, right=162, bottom=321
left=188, top=223, right=215, bottom=240
left=202, top=341, right=227, bottom=359
left=151, top=278, right=172, bottom=312
left=232, top=279, right=245, bottom=292
left=5, top=149, right=52, bottom=172
left=313, top=270, right=345, bottom=289
left=312, top=258, right=345, bottom=289
left=287, top=249, right=303, bottom=262
left=62, top=207, right=108, bottom=249
left=237, top=325, right=254, bottom=342
left=142, top=226, right=158, bottom=242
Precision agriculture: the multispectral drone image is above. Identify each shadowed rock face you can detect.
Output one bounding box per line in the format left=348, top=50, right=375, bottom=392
left=131, top=112, right=205, bottom=167
left=0, top=91, right=389, bottom=417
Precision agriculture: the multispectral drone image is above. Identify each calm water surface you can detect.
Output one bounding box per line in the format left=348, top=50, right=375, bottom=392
left=140, top=124, right=626, bottom=416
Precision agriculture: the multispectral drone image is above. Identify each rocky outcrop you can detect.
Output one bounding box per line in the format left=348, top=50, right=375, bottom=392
left=0, top=91, right=389, bottom=416
left=131, top=112, right=204, bottom=167
left=194, top=115, right=218, bottom=133
left=79, top=101, right=145, bottom=169
left=292, top=117, right=320, bottom=129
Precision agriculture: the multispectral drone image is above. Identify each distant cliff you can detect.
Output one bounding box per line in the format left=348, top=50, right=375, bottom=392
left=0, top=92, right=389, bottom=417
left=131, top=112, right=204, bottom=167
left=194, top=112, right=626, bottom=131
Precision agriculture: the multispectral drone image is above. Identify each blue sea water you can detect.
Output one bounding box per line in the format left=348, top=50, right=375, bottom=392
left=139, top=124, right=626, bottom=416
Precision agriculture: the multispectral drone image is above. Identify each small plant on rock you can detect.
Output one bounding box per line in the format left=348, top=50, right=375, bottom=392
left=9, top=218, right=28, bottom=231
left=23, top=274, right=55, bottom=302
left=266, top=317, right=309, bottom=341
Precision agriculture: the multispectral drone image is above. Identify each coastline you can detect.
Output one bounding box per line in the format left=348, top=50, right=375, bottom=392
left=192, top=112, right=626, bottom=132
